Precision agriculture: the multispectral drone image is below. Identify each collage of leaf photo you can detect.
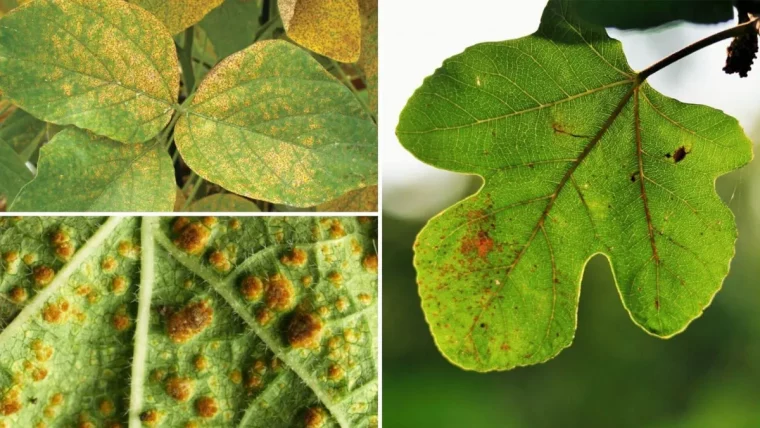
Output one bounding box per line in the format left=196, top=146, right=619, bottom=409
left=4, top=0, right=760, bottom=427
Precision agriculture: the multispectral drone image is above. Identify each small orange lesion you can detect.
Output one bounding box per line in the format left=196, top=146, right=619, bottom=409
left=288, top=311, right=324, bottom=349
left=195, top=396, right=218, bottom=419
left=33, top=265, right=56, bottom=287
left=167, top=301, right=214, bottom=343
left=165, top=376, right=194, bottom=402
left=265, top=274, right=295, bottom=311
left=173, top=222, right=211, bottom=255
left=280, top=248, right=308, bottom=267
left=362, top=254, right=378, bottom=273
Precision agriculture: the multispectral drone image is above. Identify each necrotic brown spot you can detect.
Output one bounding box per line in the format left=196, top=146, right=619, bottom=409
left=363, top=254, right=378, bottom=273
left=33, top=266, right=55, bottom=287
left=167, top=301, right=214, bottom=343
left=460, top=230, right=494, bottom=259
left=265, top=274, right=295, bottom=311
left=174, top=223, right=211, bottom=255
left=240, top=276, right=264, bottom=301
left=195, top=396, right=218, bottom=418
left=304, top=407, right=326, bottom=428
left=166, top=376, right=194, bottom=402
left=288, top=311, right=324, bottom=349
left=280, top=248, right=308, bottom=267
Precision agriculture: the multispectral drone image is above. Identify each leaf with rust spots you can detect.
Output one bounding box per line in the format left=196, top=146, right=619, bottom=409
left=357, top=0, right=378, bottom=116
left=128, top=0, right=224, bottom=35
left=187, top=194, right=261, bottom=212
left=174, top=40, right=377, bottom=207
left=0, top=216, right=378, bottom=427
left=0, top=0, right=180, bottom=144
left=397, top=0, right=752, bottom=371
left=279, top=0, right=362, bottom=63
left=317, top=185, right=378, bottom=212
left=10, top=128, right=176, bottom=212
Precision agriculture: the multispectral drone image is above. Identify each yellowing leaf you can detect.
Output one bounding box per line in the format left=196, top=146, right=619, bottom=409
left=128, top=0, right=224, bottom=35
left=357, top=0, right=377, bottom=116
left=279, top=0, right=362, bottom=62
left=188, top=194, right=262, bottom=212
left=0, top=0, right=180, bottom=144
left=317, top=185, right=377, bottom=212
left=11, top=128, right=176, bottom=212
left=174, top=40, right=377, bottom=207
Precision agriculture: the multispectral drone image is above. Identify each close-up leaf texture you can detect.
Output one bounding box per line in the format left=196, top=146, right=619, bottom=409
left=0, top=216, right=378, bottom=427
left=396, top=0, right=753, bottom=371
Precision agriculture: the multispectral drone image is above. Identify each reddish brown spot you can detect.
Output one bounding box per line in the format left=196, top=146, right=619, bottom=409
left=240, top=276, right=264, bottom=301
left=304, top=407, right=327, bottom=428
left=167, top=301, right=214, bottom=343
left=166, top=376, right=194, bottom=402
left=288, top=311, right=324, bottom=349
left=461, top=230, right=494, bottom=259
left=140, top=409, right=160, bottom=426
left=1, top=395, right=20, bottom=416
left=174, top=223, right=210, bottom=255
left=280, top=248, right=308, bottom=267
left=265, top=274, right=295, bottom=311
left=363, top=254, right=378, bottom=273
left=195, top=396, right=218, bottom=418
left=33, top=265, right=55, bottom=287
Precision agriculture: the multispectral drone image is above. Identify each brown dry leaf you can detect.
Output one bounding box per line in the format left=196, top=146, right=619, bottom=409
left=279, top=0, right=362, bottom=63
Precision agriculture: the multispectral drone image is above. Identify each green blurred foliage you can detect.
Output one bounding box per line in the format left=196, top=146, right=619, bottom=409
left=571, top=0, right=734, bottom=29
left=383, top=156, right=760, bottom=427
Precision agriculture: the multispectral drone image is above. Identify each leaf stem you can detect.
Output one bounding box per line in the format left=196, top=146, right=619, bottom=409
left=254, top=13, right=281, bottom=42
left=330, top=60, right=376, bottom=121
left=182, top=174, right=204, bottom=210
left=638, top=17, right=760, bottom=82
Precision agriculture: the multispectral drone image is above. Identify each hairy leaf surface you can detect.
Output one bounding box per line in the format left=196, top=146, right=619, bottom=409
left=396, top=0, right=752, bottom=371
left=279, top=0, right=362, bottom=63
left=0, top=216, right=378, bottom=427
left=128, top=0, right=224, bottom=35
left=10, top=128, right=176, bottom=212
left=0, top=0, right=180, bottom=144
left=175, top=40, right=378, bottom=207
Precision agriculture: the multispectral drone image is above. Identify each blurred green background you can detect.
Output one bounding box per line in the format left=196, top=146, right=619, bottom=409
left=382, top=2, right=760, bottom=424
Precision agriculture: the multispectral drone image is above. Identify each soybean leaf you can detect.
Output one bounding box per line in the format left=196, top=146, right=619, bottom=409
left=10, top=128, right=176, bottom=212
left=0, top=137, right=31, bottom=206
left=396, top=0, right=752, bottom=371
left=0, top=108, right=47, bottom=160
left=188, top=194, right=262, bottom=212
left=279, top=0, right=362, bottom=63
left=357, top=0, right=378, bottom=117
left=174, top=40, right=377, bottom=207
left=0, top=216, right=378, bottom=427
left=317, top=186, right=378, bottom=212
left=128, top=0, right=224, bottom=35
left=0, top=0, right=180, bottom=144
left=199, top=0, right=264, bottom=60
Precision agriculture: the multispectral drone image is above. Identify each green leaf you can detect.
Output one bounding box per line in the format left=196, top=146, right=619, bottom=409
left=570, top=0, right=734, bottom=29
left=199, top=0, right=264, bottom=60
left=188, top=194, right=262, bottom=212
left=10, top=128, right=176, bottom=212
left=396, top=0, right=752, bottom=371
left=0, top=137, right=31, bottom=206
left=0, top=216, right=378, bottom=427
left=128, top=0, right=224, bottom=35
left=279, top=0, right=362, bottom=63
left=0, top=108, right=47, bottom=160
left=0, top=0, right=180, bottom=144
left=175, top=40, right=378, bottom=207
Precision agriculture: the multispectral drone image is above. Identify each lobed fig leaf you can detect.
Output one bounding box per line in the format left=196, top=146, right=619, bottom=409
left=0, top=216, right=378, bottom=427
left=10, top=128, right=176, bottom=212
left=174, top=40, right=378, bottom=207
left=396, top=0, right=752, bottom=371
left=0, top=0, right=180, bottom=144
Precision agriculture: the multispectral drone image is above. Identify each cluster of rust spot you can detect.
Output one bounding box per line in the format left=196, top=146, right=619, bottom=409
left=165, top=301, right=214, bottom=344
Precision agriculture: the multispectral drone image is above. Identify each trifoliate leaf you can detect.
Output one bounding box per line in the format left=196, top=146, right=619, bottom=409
left=188, top=194, right=262, bottom=212
left=174, top=40, right=377, bottom=207
left=10, top=128, right=176, bottom=212
left=199, top=0, right=264, bottom=60
left=0, top=216, right=378, bottom=427
left=0, top=0, right=180, bottom=144
left=128, top=0, right=224, bottom=35
left=279, top=0, right=362, bottom=63
left=396, top=0, right=752, bottom=371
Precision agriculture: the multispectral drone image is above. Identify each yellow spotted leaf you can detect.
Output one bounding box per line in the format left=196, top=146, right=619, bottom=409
left=127, top=0, right=224, bottom=35
left=357, top=0, right=377, bottom=116
left=0, top=0, right=180, bottom=144
left=279, top=0, right=362, bottom=62
left=317, top=185, right=377, bottom=212
left=174, top=40, right=377, bottom=207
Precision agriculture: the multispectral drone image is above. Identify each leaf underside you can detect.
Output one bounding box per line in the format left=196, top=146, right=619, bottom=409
left=396, top=0, right=752, bottom=371
left=0, top=216, right=378, bottom=427
left=175, top=40, right=378, bottom=208
left=0, top=0, right=180, bottom=144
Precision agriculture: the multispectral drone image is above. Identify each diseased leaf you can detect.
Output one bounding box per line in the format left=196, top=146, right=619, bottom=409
left=188, top=193, right=262, bottom=212
left=128, top=0, right=224, bottom=35
left=397, top=0, right=753, bottom=371
left=175, top=40, right=378, bottom=207
left=0, top=137, right=31, bottom=206
left=0, top=0, right=180, bottom=144
left=317, top=185, right=377, bottom=212
left=0, top=216, right=378, bottom=427
left=279, top=0, right=362, bottom=63
left=10, top=128, right=176, bottom=212
left=199, top=0, right=263, bottom=60
left=357, top=0, right=377, bottom=117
